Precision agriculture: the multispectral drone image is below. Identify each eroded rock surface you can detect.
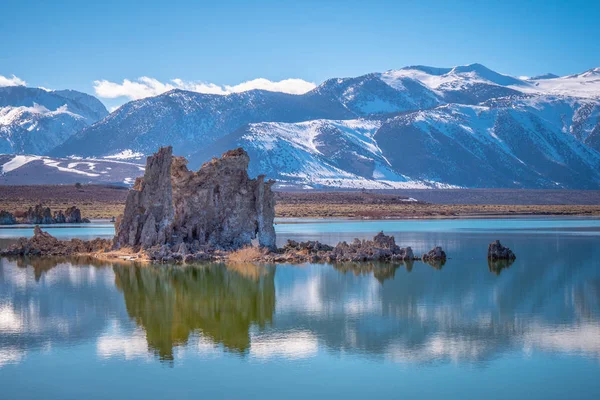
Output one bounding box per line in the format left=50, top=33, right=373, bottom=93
left=488, top=240, right=516, bottom=260
left=114, top=147, right=276, bottom=251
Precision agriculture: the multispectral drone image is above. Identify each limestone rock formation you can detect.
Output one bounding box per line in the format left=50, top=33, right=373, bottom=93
left=487, top=240, right=516, bottom=260
left=0, top=226, right=111, bottom=257
left=114, top=146, right=276, bottom=251
left=277, top=232, right=415, bottom=263
left=16, top=205, right=88, bottom=224
left=421, top=246, right=447, bottom=269
left=65, top=206, right=85, bottom=223
left=53, top=210, right=66, bottom=223
left=24, top=205, right=54, bottom=224
left=283, top=240, right=334, bottom=253
left=0, top=210, right=17, bottom=225
left=422, top=246, right=447, bottom=261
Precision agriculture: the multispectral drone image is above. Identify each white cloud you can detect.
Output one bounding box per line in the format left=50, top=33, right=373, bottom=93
left=0, top=74, right=26, bottom=87
left=93, top=76, right=316, bottom=100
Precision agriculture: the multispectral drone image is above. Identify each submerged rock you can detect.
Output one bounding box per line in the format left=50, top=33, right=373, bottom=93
left=487, top=240, right=516, bottom=260
left=0, top=210, right=17, bottom=225
left=114, top=146, right=276, bottom=251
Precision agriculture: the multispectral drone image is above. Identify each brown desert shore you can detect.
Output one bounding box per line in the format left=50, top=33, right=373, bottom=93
left=1, top=185, right=600, bottom=219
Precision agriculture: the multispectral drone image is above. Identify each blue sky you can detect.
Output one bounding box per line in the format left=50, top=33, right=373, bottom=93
left=1, top=0, right=599, bottom=109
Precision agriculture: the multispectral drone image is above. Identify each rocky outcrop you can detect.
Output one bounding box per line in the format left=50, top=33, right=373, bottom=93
left=0, top=226, right=111, bottom=257
left=24, top=205, right=54, bottom=224
left=272, top=232, right=415, bottom=263
left=420, top=246, right=447, bottom=269
left=1, top=225, right=448, bottom=269
left=13, top=205, right=89, bottom=224
left=65, top=206, right=86, bottom=223
left=114, top=146, right=276, bottom=251
left=487, top=240, right=516, bottom=260
left=422, top=246, right=447, bottom=261
left=53, top=210, right=66, bottom=223
left=0, top=210, right=17, bottom=225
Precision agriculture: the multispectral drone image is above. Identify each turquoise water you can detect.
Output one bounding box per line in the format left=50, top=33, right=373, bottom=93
left=0, top=218, right=599, bottom=399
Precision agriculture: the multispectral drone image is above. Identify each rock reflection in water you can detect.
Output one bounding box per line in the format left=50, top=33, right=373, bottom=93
left=113, top=263, right=276, bottom=361
left=487, top=259, right=515, bottom=275
left=10, top=255, right=123, bottom=281
left=2, top=229, right=600, bottom=370
left=333, top=261, right=414, bottom=283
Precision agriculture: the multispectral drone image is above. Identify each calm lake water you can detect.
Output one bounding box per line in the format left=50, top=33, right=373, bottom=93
left=1, top=218, right=599, bottom=399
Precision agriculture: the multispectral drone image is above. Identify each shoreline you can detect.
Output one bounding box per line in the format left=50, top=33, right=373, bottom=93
left=0, top=227, right=452, bottom=267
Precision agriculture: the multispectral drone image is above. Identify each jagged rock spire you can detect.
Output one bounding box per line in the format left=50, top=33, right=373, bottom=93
left=114, top=146, right=276, bottom=251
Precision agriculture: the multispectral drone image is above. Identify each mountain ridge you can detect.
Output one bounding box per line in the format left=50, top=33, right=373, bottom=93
left=3, top=63, right=600, bottom=188
left=0, top=86, right=108, bottom=154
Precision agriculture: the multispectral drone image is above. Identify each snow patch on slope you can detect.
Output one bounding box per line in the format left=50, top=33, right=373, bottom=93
left=104, top=149, right=145, bottom=160
left=1, top=155, right=42, bottom=174
left=240, top=119, right=457, bottom=189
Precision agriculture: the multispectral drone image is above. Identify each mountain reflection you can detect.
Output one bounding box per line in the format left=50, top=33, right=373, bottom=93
left=113, top=263, right=276, bottom=360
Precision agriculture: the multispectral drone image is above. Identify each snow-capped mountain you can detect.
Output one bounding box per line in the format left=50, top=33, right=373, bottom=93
left=188, top=96, right=600, bottom=189
left=0, top=86, right=107, bottom=123
left=51, top=89, right=354, bottom=158
left=0, top=86, right=108, bottom=154
left=312, top=72, right=443, bottom=115
left=374, top=98, right=600, bottom=189
left=0, top=154, right=144, bottom=185
left=5, top=63, right=600, bottom=188
left=526, top=67, right=600, bottom=98
left=51, top=63, right=552, bottom=159
left=189, top=119, right=453, bottom=189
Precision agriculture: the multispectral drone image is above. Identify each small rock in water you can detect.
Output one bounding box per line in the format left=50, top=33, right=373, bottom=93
left=422, top=246, right=447, bottom=261
left=487, top=240, right=516, bottom=260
